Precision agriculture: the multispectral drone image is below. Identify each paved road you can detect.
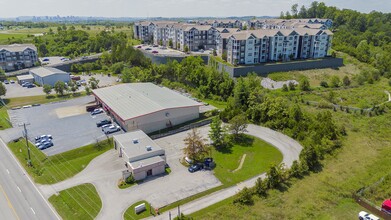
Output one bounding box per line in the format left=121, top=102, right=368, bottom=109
left=0, top=138, right=59, bottom=220
left=148, top=124, right=303, bottom=220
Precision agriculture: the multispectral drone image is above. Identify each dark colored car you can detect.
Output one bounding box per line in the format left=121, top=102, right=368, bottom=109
left=145, top=48, right=152, bottom=51
left=96, top=119, right=111, bottom=127
left=26, top=84, right=36, bottom=88
left=137, top=46, right=142, bottom=48
left=188, top=163, right=204, bottom=173
left=152, top=51, right=159, bottom=54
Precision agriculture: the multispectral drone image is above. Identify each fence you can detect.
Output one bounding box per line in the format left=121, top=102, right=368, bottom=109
left=150, top=119, right=212, bottom=140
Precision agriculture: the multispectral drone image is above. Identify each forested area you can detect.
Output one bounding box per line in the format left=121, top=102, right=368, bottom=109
left=280, top=1, right=391, bottom=78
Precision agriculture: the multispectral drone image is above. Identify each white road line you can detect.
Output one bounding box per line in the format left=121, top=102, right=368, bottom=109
left=6, top=169, right=10, bottom=174
left=16, top=186, right=21, bottom=193
left=30, top=207, right=36, bottom=215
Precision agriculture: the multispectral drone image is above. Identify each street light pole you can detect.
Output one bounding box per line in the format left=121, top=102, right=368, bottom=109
left=23, top=123, right=32, bottom=166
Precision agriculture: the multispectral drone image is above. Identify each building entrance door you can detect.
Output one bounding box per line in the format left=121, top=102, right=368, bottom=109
left=147, top=169, right=152, bottom=176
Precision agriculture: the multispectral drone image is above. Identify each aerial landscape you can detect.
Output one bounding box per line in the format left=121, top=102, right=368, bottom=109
left=0, top=0, right=390, bottom=220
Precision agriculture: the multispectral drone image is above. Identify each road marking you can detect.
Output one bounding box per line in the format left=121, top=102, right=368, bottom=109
left=6, top=169, right=10, bottom=174
left=16, top=186, right=21, bottom=193
left=30, top=207, right=36, bottom=215
left=0, top=184, right=20, bottom=220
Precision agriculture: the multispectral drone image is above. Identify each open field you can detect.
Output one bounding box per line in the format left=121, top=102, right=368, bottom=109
left=8, top=138, right=112, bottom=184
left=213, top=135, right=283, bottom=186
left=49, top=183, right=102, bottom=220
left=361, top=175, right=391, bottom=205
left=123, top=201, right=155, bottom=220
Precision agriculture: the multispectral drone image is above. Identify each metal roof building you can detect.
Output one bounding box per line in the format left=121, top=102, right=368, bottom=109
left=93, top=83, right=201, bottom=134
left=29, top=67, right=70, bottom=86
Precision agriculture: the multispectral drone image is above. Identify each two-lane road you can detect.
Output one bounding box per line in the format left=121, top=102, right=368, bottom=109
left=0, top=138, right=59, bottom=220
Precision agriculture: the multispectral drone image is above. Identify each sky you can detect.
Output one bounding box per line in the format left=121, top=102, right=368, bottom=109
left=0, top=0, right=389, bottom=18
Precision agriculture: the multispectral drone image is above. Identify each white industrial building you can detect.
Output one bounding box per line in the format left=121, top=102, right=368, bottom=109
left=93, top=83, right=202, bottom=134
left=16, top=74, right=34, bottom=84
left=29, top=67, right=71, bottom=86
left=114, top=130, right=166, bottom=181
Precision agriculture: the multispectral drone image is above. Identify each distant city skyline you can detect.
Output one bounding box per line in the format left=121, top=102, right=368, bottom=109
left=0, top=0, right=389, bottom=18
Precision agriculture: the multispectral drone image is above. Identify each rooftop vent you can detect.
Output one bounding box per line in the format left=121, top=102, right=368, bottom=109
left=132, top=139, right=139, bottom=144
left=146, top=146, right=152, bottom=151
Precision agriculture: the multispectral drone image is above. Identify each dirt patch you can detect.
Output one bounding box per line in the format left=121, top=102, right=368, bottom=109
left=232, top=154, right=247, bottom=173
left=55, top=105, right=87, bottom=118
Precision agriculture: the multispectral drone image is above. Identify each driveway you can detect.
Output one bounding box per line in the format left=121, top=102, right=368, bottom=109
left=148, top=124, right=303, bottom=220
left=6, top=96, right=123, bottom=156
left=38, top=125, right=221, bottom=220
left=37, top=124, right=303, bottom=220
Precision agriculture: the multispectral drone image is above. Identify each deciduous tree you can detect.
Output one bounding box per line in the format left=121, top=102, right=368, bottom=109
left=183, top=129, right=209, bottom=162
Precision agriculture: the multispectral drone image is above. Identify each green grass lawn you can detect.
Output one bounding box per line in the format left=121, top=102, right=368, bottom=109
left=191, top=103, right=391, bottom=219
left=49, top=183, right=102, bottom=220
left=212, top=135, right=283, bottom=186
left=8, top=138, right=112, bottom=184
left=200, top=98, right=228, bottom=110
left=0, top=105, right=11, bottom=130
left=361, top=174, right=391, bottom=205
left=123, top=201, right=156, bottom=220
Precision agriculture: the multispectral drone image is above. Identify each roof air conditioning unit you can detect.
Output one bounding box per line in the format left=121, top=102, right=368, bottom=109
left=146, top=146, right=152, bottom=151
left=133, top=139, right=139, bottom=144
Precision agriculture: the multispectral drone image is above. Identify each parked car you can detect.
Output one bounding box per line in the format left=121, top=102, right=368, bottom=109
left=145, top=48, right=152, bottom=51
left=152, top=51, right=159, bottom=54
left=91, top=108, right=104, bottom=115
left=137, top=46, right=142, bottom=48
left=10, top=80, right=15, bottom=84
left=4, top=80, right=9, bottom=84
left=101, top=124, right=112, bottom=131
left=96, top=119, right=111, bottom=127
left=26, top=84, right=36, bottom=88
left=22, top=82, right=30, bottom=87
left=35, top=135, right=52, bottom=142
left=38, top=141, right=53, bottom=150
left=104, top=125, right=121, bottom=134
left=358, top=211, right=380, bottom=220
left=188, top=163, right=204, bottom=173
left=42, top=58, right=49, bottom=62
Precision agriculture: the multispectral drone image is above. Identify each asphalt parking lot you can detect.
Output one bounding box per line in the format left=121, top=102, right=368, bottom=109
left=7, top=96, right=123, bottom=156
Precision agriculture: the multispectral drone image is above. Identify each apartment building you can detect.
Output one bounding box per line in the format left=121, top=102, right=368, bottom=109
left=215, top=28, right=241, bottom=56
left=198, top=19, right=243, bottom=29
left=226, top=28, right=332, bottom=65
left=0, top=44, right=38, bottom=71
left=246, top=18, right=332, bottom=30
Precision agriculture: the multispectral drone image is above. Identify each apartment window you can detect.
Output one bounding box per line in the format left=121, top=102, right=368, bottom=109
left=248, top=40, right=253, bottom=44
left=248, top=53, right=252, bottom=56
left=289, top=37, right=293, bottom=40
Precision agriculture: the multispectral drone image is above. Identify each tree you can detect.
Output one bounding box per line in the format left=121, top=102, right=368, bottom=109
left=320, top=81, right=329, bottom=88
left=291, top=3, right=299, bottom=18
left=298, top=5, right=307, bottom=18
left=342, top=76, right=351, bottom=87
left=168, top=39, right=173, bottom=48
left=299, top=77, right=310, bottom=91
left=85, top=86, right=92, bottom=95
left=288, top=82, right=296, bottom=90
left=183, top=129, right=209, bottom=162
left=233, top=187, right=253, bottom=205
left=330, top=75, right=341, bottom=88
left=209, top=117, right=225, bottom=148
left=254, top=178, right=268, bottom=197
left=0, top=82, right=6, bottom=97
left=184, top=45, right=189, bottom=53
left=222, top=51, right=227, bottom=61
left=68, top=81, right=78, bottom=94
left=213, top=49, right=217, bottom=56
left=229, top=114, right=248, bottom=138
left=289, top=160, right=302, bottom=178
left=54, top=81, right=66, bottom=96
left=43, top=84, right=52, bottom=95
left=88, top=77, right=99, bottom=89
left=265, top=163, right=286, bottom=189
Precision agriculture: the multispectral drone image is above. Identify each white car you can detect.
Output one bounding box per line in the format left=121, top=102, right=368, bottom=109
left=358, top=211, right=380, bottom=220
left=104, top=125, right=120, bottom=134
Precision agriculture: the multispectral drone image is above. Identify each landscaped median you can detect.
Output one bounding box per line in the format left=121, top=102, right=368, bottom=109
left=7, top=138, right=112, bottom=184
left=48, top=183, right=102, bottom=220
left=123, top=200, right=156, bottom=220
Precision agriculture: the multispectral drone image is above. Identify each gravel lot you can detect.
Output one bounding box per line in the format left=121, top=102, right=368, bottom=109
left=7, top=96, right=123, bottom=156
left=261, top=78, right=299, bottom=90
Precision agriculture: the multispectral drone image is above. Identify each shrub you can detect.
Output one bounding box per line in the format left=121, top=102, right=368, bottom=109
left=125, top=174, right=135, bottom=184
left=282, top=84, right=289, bottom=92
left=233, top=187, right=253, bottom=205
left=320, top=81, right=329, bottom=88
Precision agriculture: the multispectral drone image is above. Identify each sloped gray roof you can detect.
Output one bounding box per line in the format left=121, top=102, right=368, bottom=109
left=93, top=83, right=201, bottom=121
left=0, top=44, right=37, bottom=52
left=30, top=67, right=68, bottom=78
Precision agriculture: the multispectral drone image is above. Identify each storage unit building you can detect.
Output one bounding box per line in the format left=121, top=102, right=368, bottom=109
left=114, top=130, right=166, bottom=181
left=93, top=83, right=202, bottom=134
left=29, top=67, right=70, bottom=86
left=16, top=74, right=34, bottom=85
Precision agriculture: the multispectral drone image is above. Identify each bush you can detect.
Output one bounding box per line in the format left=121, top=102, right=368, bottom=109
left=320, top=81, right=329, bottom=88
left=233, top=187, right=253, bottom=205
left=282, top=84, right=289, bottom=92
left=125, top=175, right=135, bottom=184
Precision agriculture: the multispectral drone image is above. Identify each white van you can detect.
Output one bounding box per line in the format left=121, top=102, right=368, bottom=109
left=358, top=211, right=380, bottom=220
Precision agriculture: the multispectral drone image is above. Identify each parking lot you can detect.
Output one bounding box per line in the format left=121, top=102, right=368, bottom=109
left=7, top=96, right=123, bottom=156
left=135, top=44, right=213, bottom=57
left=3, top=74, right=118, bottom=99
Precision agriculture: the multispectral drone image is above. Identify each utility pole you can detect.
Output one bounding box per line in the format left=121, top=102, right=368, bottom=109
left=23, top=123, right=32, bottom=167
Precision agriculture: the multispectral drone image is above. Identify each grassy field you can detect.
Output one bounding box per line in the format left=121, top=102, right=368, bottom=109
left=200, top=98, right=228, bottom=110
left=8, top=138, right=112, bottom=184
left=49, top=183, right=102, bottom=220
left=212, top=135, right=283, bottom=186
left=361, top=174, right=391, bottom=205
left=123, top=201, right=156, bottom=220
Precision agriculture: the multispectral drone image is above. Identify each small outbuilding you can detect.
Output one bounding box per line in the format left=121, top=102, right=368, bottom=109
left=30, top=67, right=70, bottom=86
left=16, top=74, right=34, bottom=85
left=114, top=130, right=166, bottom=181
